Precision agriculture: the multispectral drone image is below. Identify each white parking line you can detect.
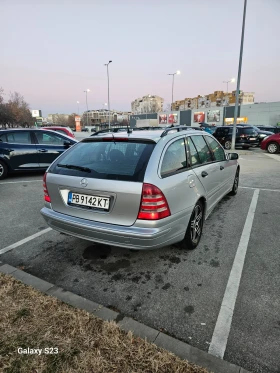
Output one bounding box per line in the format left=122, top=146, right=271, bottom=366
left=0, top=180, right=42, bottom=185
left=208, top=188, right=260, bottom=359
left=0, top=228, right=52, bottom=255
left=265, top=153, right=280, bottom=162
left=240, top=186, right=280, bottom=192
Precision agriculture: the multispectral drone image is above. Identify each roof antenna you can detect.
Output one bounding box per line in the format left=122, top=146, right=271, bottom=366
left=111, top=132, right=116, bottom=144
left=126, top=121, right=132, bottom=134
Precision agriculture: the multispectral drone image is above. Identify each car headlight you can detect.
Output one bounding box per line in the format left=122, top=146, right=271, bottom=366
left=263, top=136, right=269, bottom=141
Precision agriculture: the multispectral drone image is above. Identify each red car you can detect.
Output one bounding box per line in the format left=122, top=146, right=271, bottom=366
left=42, top=126, right=75, bottom=139
left=261, top=133, right=280, bottom=154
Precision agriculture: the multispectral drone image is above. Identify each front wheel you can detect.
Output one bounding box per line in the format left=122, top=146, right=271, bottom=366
left=181, top=200, right=204, bottom=250
left=267, top=142, right=279, bottom=154
left=0, top=160, right=8, bottom=180
left=228, top=169, right=239, bottom=196
left=224, top=141, right=232, bottom=150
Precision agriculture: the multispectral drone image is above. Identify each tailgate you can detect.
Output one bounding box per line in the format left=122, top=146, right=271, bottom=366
left=46, top=174, right=143, bottom=227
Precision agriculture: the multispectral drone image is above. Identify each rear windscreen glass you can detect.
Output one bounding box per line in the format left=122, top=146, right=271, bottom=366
left=242, top=128, right=258, bottom=135
left=49, top=140, right=155, bottom=182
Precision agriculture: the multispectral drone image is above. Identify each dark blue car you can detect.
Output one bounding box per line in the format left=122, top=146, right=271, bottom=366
left=0, top=129, right=77, bottom=180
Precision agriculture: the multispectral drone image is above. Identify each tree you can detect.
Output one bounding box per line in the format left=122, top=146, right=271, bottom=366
left=52, top=114, right=69, bottom=126
left=0, top=89, right=35, bottom=127
left=67, top=113, right=78, bottom=129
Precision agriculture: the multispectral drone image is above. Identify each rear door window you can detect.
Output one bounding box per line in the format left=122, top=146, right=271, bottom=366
left=161, top=138, right=187, bottom=177
left=49, top=140, right=155, bottom=182
left=190, top=135, right=213, bottom=164
left=34, top=131, right=65, bottom=145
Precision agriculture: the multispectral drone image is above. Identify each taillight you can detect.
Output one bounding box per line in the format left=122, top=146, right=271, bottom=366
left=137, top=183, right=171, bottom=220
left=43, top=172, right=51, bottom=203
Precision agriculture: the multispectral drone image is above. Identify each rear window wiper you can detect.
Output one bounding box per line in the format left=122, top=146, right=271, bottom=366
left=57, top=163, right=91, bottom=173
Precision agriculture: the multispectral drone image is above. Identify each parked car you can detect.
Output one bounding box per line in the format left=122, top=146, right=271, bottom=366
left=260, top=133, right=280, bottom=154
left=256, top=125, right=280, bottom=134
left=237, top=124, right=274, bottom=145
left=42, top=126, right=75, bottom=139
left=0, top=129, right=77, bottom=180
left=213, top=125, right=259, bottom=150
left=41, top=127, right=239, bottom=251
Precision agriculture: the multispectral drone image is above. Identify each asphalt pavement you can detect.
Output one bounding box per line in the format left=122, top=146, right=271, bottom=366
left=0, top=149, right=279, bottom=373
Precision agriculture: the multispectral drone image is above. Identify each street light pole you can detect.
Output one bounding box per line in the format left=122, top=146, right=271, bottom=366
left=232, top=0, right=247, bottom=150
left=168, top=70, right=180, bottom=113
left=104, top=61, right=112, bottom=130
left=223, top=78, right=235, bottom=125
left=84, top=89, right=90, bottom=127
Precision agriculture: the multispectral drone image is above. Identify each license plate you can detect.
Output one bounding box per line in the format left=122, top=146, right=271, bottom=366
left=250, top=138, right=256, bottom=140
left=68, top=192, right=110, bottom=210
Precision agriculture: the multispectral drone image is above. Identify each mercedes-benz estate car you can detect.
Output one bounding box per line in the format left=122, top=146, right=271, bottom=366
left=41, top=127, right=239, bottom=250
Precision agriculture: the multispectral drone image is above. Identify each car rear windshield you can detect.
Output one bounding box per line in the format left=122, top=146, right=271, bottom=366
left=48, top=140, right=155, bottom=182
left=241, top=128, right=258, bottom=135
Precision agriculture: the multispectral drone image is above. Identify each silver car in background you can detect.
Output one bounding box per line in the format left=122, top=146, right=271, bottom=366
left=41, top=127, right=240, bottom=250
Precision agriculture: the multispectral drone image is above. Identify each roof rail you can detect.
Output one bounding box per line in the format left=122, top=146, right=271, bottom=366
left=160, top=126, right=193, bottom=138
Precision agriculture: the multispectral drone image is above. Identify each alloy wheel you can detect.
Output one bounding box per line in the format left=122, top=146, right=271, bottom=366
left=0, top=164, right=3, bottom=177
left=267, top=143, right=278, bottom=154
left=190, top=204, right=203, bottom=244
left=224, top=141, right=232, bottom=150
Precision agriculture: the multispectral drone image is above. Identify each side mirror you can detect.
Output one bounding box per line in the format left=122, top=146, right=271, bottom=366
left=64, top=141, right=72, bottom=148
left=227, top=153, right=239, bottom=160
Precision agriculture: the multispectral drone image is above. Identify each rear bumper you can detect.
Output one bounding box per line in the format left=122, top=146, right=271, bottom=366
left=40, top=207, right=187, bottom=250
left=236, top=141, right=259, bottom=148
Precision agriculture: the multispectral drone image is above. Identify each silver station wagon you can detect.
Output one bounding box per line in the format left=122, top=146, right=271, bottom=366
left=41, top=127, right=240, bottom=250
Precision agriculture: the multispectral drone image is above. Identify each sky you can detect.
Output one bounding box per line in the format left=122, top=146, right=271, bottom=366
left=1, top=0, right=280, bottom=117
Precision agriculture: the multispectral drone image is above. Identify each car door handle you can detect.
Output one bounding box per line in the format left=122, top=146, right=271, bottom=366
left=220, top=165, right=224, bottom=170
left=201, top=171, right=208, bottom=177
left=39, top=149, right=47, bottom=153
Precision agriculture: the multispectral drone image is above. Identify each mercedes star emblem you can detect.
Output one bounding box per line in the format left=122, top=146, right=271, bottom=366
left=80, top=178, right=88, bottom=187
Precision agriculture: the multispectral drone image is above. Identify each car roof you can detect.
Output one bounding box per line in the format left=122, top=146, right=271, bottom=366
left=84, top=128, right=209, bottom=143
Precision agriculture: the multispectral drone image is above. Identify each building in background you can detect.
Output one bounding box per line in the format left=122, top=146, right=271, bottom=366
left=82, top=109, right=131, bottom=128
left=172, top=91, right=255, bottom=111
left=47, top=114, right=70, bottom=125
left=131, top=95, right=164, bottom=114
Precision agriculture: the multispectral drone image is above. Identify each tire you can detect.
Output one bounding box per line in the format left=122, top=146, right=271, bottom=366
left=181, top=200, right=204, bottom=250
left=224, top=140, right=232, bottom=150
left=228, top=168, right=239, bottom=196
left=267, top=142, right=279, bottom=154
left=242, top=146, right=250, bottom=150
left=0, top=160, right=8, bottom=180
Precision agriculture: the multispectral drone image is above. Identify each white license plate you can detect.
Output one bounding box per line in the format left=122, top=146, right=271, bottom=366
left=250, top=138, right=256, bottom=140
left=68, top=192, right=110, bottom=210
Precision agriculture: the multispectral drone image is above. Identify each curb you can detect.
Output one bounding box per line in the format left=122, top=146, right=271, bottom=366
left=0, top=263, right=250, bottom=373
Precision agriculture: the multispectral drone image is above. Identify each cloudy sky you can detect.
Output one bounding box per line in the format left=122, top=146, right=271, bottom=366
left=1, top=0, right=279, bottom=116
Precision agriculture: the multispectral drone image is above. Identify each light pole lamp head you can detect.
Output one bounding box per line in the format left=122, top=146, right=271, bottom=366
left=176, top=70, right=181, bottom=75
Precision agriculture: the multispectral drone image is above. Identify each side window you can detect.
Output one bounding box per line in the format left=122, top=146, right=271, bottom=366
left=190, top=135, right=213, bottom=164
left=0, top=134, right=7, bottom=142
left=187, top=137, right=201, bottom=167
left=6, top=131, right=32, bottom=144
left=161, top=138, right=187, bottom=177
left=35, top=131, right=65, bottom=145
left=205, top=136, right=226, bottom=161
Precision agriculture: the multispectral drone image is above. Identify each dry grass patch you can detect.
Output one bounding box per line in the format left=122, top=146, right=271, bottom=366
left=0, top=273, right=211, bottom=373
